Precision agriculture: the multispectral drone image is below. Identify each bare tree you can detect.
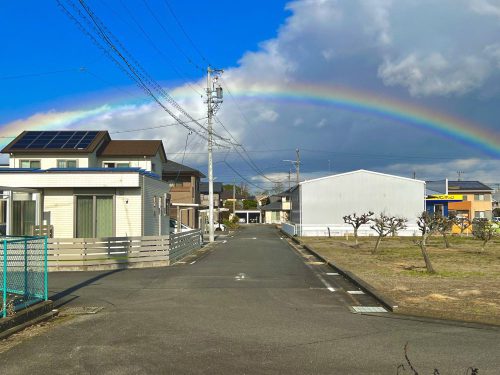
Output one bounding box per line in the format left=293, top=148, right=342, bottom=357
left=415, top=212, right=439, bottom=273
left=437, top=215, right=454, bottom=248
left=370, top=213, right=405, bottom=253
left=453, top=216, right=471, bottom=235
left=343, top=211, right=374, bottom=245
left=472, top=218, right=496, bottom=252
left=388, top=216, right=408, bottom=237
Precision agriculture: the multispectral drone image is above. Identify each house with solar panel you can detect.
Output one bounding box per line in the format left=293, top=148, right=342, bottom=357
left=0, top=130, right=170, bottom=238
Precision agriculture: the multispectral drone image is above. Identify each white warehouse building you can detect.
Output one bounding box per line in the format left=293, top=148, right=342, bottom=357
left=287, top=170, right=425, bottom=237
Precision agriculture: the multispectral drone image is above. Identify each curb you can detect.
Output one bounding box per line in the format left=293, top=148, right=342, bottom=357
left=280, top=229, right=398, bottom=312
left=0, top=301, right=59, bottom=340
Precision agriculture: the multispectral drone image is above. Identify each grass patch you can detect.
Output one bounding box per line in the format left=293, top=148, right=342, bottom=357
left=300, top=235, right=500, bottom=325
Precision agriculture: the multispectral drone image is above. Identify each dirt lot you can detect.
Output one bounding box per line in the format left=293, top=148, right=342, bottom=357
left=300, top=234, right=500, bottom=325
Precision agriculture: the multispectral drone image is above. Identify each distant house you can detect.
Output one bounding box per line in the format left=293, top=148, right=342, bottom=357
left=162, top=160, right=205, bottom=229
left=220, top=189, right=245, bottom=210
left=261, top=190, right=291, bottom=224
left=447, top=181, right=494, bottom=219
left=0, top=130, right=170, bottom=238
left=425, top=179, right=464, bottom=216
left=287, top=170, right=424, bottom=237
left=199, top=182, right=225, bottom=226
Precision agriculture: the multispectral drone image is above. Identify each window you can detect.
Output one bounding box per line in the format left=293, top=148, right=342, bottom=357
left=462, top=195, right=468, bottom=201
left=151, top=163, right=156, bottom=172
left=76, top=195, right=113, bottom=238
left=103, top=162, right=129, bottom=168
left=474, top=194, right=485, bottom=201
left=57, top=159, right=77, bottom=168
left=474, top=211, right=485, bottom=219
left=20, top=160, right=41, bottom=169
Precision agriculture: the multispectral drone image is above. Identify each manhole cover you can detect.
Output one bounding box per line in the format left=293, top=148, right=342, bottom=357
left=60, top=306, right=104, bottom=315
left=352, top=306, right=387, bottom=313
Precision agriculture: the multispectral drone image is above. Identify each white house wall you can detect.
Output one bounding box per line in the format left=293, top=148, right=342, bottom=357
left=9, top=154, right=94, bottom=169
left=300, top=171, right=425, bottom=225
left=141, top=176, right=170, bottom=236
left=115, top=188, right=142, bottom=237
left=43, top=188, right=74, bottom=238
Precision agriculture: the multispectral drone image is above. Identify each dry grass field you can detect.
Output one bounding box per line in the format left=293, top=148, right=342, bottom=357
left=301, top=234, right=500, bottom=325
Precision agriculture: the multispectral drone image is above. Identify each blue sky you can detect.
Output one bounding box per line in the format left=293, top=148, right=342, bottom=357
left=1, top=0, right=499, bottom=190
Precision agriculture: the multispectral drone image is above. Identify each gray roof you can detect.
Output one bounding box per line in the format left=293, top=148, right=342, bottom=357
left=260, top=201, right=283, bottom=211
left=199, top=182, right=223, bottom=194
left=448, top=181, right=493, bottom=192
left=162, top=160, right=205, bottom=178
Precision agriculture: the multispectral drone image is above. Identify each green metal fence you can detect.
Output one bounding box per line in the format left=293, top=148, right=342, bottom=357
left=0, top=236, right=48, bottom=318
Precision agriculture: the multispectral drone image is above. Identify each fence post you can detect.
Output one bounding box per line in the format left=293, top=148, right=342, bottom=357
left=44, top=237, right=48, bottom=301
left=3, top=240, right=7, bottom=318
left=24, top=239, right=28, bottom=297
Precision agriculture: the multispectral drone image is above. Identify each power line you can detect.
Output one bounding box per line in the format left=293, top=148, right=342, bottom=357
left=117, top=0, right=204, bottom=96
left=140, top=0, right=204, bottom=72
left=58, top=0, right=229, bottom=146
left=162, top=0, right=211, bottom=66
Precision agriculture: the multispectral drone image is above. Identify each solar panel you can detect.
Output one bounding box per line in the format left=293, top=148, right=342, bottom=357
left=9, top=131, right=100, bottom=150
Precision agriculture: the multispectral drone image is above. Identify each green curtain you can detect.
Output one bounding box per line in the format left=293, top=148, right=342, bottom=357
left=76, top=196, right=93, bottom=238
left=96, top=196, right=112, bottom=238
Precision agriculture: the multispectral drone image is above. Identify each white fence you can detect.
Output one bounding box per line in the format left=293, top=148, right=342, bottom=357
left=48, top=229, right=202, bottom=271
left=284, top=223, right=420, bottom=237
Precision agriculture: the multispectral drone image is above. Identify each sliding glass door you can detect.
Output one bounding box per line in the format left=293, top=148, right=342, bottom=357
left=76, top=195, right=113, bottom=238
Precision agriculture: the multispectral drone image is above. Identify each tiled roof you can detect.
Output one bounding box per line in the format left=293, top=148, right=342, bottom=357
left=162, top=160, right=205, bottom=178
left=98, top=140, right=166, bottom=160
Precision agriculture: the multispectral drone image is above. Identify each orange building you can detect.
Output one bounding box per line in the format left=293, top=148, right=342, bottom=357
left=448, top=181, right=494, bottom=220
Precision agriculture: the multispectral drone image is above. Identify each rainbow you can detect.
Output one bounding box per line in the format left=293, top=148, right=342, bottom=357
left=1, top=82, right=498, bottom=157
left=231, top=83, right=500, bottom=158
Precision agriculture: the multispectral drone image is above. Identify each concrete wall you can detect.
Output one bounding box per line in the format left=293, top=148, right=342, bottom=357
left=300, top=170, right=425, bottom=225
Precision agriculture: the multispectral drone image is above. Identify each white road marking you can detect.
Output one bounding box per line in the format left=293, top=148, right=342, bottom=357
left=223, top=240, right=227, bottom=243
left=347, top=290, right=365, bottom=295
left=327, top=287, right=336, bottom=292
left=190, top=260, right=196, bottom=265
left=235, top=273, right=247, bottom=281
left=326, top=272, right=340, bottom=276
left=352, top=306, right=387, bottom=313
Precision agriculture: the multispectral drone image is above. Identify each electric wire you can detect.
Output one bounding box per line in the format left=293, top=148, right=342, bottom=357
left=162, top=0, right=211, bottom=67
left=140, top=0, right=204, bottom=72
left=58, top=0, right=229, bottom=147
left=117, top=0, right=204, bottom=96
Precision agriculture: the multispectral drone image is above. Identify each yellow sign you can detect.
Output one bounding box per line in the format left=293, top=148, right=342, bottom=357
left=426, top=194, right=463, bottom=201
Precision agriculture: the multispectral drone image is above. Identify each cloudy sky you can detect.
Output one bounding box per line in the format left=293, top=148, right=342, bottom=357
left=1, top=0, right=499, bottom=190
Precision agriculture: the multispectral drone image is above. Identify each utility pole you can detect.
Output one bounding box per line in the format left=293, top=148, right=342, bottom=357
left=295, top=148, right=300, bottom=184
left=232, top=177, right=236, bottom=214
left=206, top=67, right=223, bottom=243
left=288, top=169, right=291, bottom=190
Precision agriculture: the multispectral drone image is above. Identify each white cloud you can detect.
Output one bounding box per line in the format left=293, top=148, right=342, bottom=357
left=470, top=0, right=500, bottom=18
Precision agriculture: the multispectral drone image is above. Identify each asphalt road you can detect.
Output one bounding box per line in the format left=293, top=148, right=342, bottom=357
left=0, top=225, right=498, bottom=374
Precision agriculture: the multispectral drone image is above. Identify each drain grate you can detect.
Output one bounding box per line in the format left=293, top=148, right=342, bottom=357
left=60, top=306, right=103, bottom=315
left=352, top=306, right=387, bottom=313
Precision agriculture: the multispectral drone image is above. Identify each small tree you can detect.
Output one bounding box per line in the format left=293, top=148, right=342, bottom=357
left=388, top=216, right=408, bottom=237
left=370, top=213, right=405, bottom=253
left=453, top=216, right=471, bottom=235
left=437, top=215, right=454, bottom=248
left=415, top=212, right=439, bottom=273
left=343, top=211, right=374, bottom=245
left=472, top=218, right=496, bottom=252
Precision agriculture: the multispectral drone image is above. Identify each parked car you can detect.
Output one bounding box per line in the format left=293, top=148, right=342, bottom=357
left=169, top=219, right=192, bottom=233
left=214, top=222, right=226, bottom=231
left=493, top=217, right=500, bottom=223
left=238, top=218, right=246, bottom=223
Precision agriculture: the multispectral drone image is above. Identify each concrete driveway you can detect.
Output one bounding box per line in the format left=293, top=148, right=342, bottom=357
left=0, top=225, right=498, bottom=374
